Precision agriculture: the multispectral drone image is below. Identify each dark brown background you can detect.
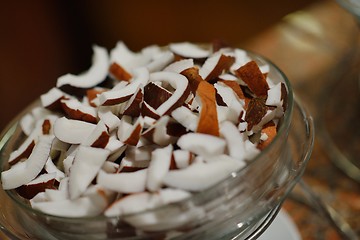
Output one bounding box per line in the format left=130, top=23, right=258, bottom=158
left=0, top=0, right=318, bottom=131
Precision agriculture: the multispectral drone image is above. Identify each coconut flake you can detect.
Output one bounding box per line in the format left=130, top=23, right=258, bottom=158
left=199, top=54, right=235, bottom=82
left=54, top=117, right=96, bottom=144
left=146, top=51, right=175, bottom=72
left=31, top=190, right=108, bottom=217
left=171, top=106, right=198, bottom=132
left=220, top=121, right=247, bottom=161
left=2, top=135, right=54, bottom=190
left=147, top=145, right=172, bottom=191
left=110, top=41, right=153, bottom=73
left=60, top=98, right=98, bottom=123
left=214, top=82, right=245, bottom=123
left=97, top=169, right=148, bottom=193
left=195, top=81, right=219, bottom=136
left=118, top=116, right=144, bottom=146
left=57, top=45, right=109, bottom=89
left=173, top=150, right=192, bottom=169
left=45, top=157, right=65, bottom=181
left=163, top=59, right=194, bottom=73
left=105, top=188, right=190, bottom=218
left=19, top=113, right=35, bottom=136
left=169, top=42, right=210, bottom=59
left=163, top=157, right=243, bottom=191
left=40, top=87, right=67, bottom=111
left=266, top=82, right=283, bottom=108
left=177, top=133, right=226, bottom=157
left=98, top=67, right=149, bottom=106
left=235, top=60, right=269, bottom=97
left=97, top=109, right=121, bottom=132
left=149, top=72, right=190, bottom=116
left=68, top=146, right=110, bottom=199
left=81, top=120, right=109, bottom=148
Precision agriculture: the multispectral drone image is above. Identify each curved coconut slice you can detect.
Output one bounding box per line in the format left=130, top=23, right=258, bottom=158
left=147, top=145, right=173, bottom=191
left=251, top=109, right=277, bottom=133
left=244, top=139, right=261, bottom=160
left=218, top=73, right=238, bottom=81
left=169, top=42, right=210, bottom=59
left=40, top=87, right=68, bottom=112
left=57, top=45, right=109, bottom=89
left=98, top=67, right=149, bottom=106
left=61, top=98, right=98, bottom=123
left=10, top=114, right=58, bottom=165
left=266, top=82, right=283, bottom=108
left=31, top=190, right=108, bottom=217
left=219, top=121, right=247, bottom=161
left=146, top=51, right=174, bottom=72
left=110, top=41, right=153, bottom=73
left=8, top=137, right=35, bottom=165
left=105, top=134, right=125, bottom=154
left=69, top=146, right=110, bottom=199
left=199, top=54, right=235, bottom=82
left=105, top=188, right=190, bottom=218
left=257, top=121, right=277, bottom=150
left=142, top=116, right=175, bottom=146
left=44, top=188, right=69, bottom=202
left=53, top=117, right=96, bottom=144
left=141, top=101, right=160, bottom=119
left=41, top=119, right=51, bottom=135
left=173, top=150, right=192, bottom=169
left=177, top=133, right=226, bottom=157
left=86, top=87, right=107, bottom=107
left=218, top=80, right=245, bottom=100
left=143, top=82, right=172, bottom=110
left=45, top=157, right=65, bottom=181
left=163, top=156, right=243, bottom=191
left=214, top=82, right=245, bottom=123
left=245, top=97, right=267, bottom=131
left=31, top=107, right=54, bottom=121
left=230, top=48, right=250, bottom=72
left=98, top=110, right=121, bottom=132
left=20, top=113, right=35, bottom=136
left=82, top=120, right=109, bottom=148
left=16, top=172, right=57, bottom=199
left=2, top=135, right=54, bottom=190
left=122, top=86, right=144, bottom=117
left=163, top=59, right=194, bottom=73
left=119, top=157, right=149, bottom=172
left=125, top=145, right=155, bottom=161
left=149, top=72, right=190, bottom=115
left=105, top=192, right=157, bottom=217
left=152, top=116, right=176, bottom=146
left=63, top=155, right=75, bottom=176
left=195, top=81, right=219, bottom=136
left=118, top=116, right=144, bottom=146
left=234, top=60, right=269, bottom=97
left=97, top=169, right=148, bottom=193
left=180, top=67, right=203, bottom=95
left=122, top=193, right=200, bottom=232
left=102, top=161, right=120, bottom=174
left=109, top=62, right=132, bottom=81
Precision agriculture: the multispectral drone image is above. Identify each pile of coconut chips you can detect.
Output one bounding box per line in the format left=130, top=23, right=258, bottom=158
left=1, top=42, right=287, bottom=219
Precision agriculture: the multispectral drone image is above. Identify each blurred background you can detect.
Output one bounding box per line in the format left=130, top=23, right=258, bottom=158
left=0, top=0, right=316, bottom=131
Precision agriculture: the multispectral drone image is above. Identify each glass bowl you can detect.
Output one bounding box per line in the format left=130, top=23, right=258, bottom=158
left=0, top=52, right=314, bottom=240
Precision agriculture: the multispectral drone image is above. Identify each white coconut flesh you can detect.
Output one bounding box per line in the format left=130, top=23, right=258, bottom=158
left=1, top=42, right=287, bottom=227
